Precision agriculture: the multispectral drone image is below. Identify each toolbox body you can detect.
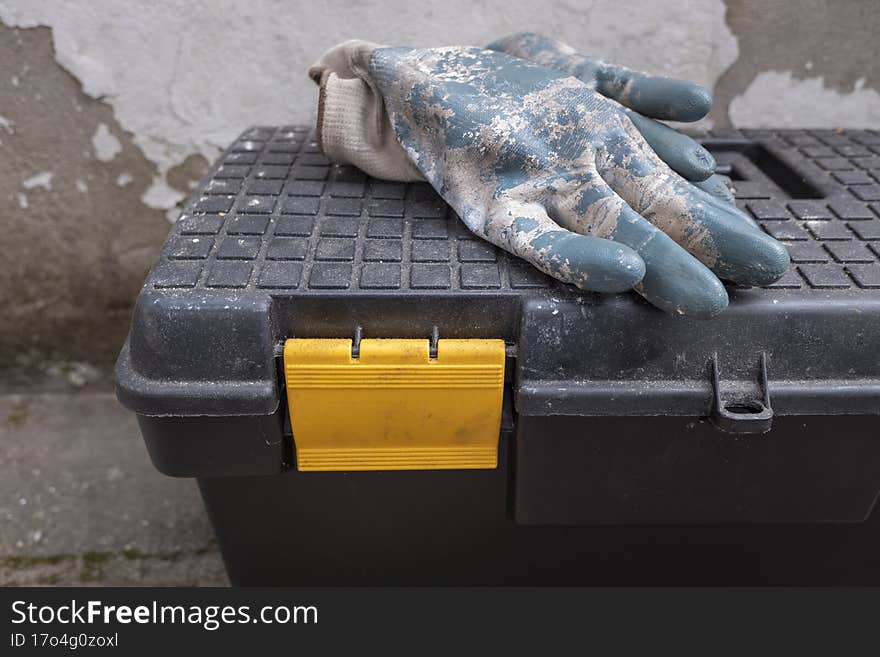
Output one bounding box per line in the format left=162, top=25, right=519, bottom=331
left=117, top=127, right=880, bottom=585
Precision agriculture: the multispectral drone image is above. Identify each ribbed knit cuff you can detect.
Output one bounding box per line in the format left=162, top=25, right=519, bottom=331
left=312, top=43, right=423, bottom=182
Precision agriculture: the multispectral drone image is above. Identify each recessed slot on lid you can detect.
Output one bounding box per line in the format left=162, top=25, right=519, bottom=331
left=708, top=143, right=825, bottom=199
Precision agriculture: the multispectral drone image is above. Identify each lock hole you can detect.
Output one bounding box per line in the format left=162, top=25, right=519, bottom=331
left=724, top=401, right=765, bottom=415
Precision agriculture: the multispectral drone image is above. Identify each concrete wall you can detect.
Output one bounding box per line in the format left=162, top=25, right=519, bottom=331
left=1, top=0, right=878, bottom=379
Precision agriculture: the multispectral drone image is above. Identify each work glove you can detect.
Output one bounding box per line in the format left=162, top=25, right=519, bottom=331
left=487, top=33, right=735, bottom=203
left=310, top=42, right=789, bottom=316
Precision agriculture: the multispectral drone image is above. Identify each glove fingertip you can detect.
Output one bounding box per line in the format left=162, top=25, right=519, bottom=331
left=588, top=245, right=646, bottom=293
left=687, top=275, right=729, bottom=318
left=624, top=78, right=713, bottom=122
left=640, top=270, right=729, bottom=318
left=541, top=233, right=645, bottom=293
left=683, top=145, right=716, bottom=181
left=737, top=232, right=792, bottom=287
left=693, top=175, right=737, bottom=204
left=676, top=83, right=713, bottom=122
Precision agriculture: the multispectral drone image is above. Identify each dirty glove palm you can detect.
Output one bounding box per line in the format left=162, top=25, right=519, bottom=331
left=312, top=43, right=788, bottom=316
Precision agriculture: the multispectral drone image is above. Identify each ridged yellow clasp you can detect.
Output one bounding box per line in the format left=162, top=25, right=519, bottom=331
left=284, top=338, right=505, bottom=471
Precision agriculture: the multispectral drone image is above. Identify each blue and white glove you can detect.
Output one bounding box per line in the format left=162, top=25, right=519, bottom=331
left=310, top=41, right=788, bottom=316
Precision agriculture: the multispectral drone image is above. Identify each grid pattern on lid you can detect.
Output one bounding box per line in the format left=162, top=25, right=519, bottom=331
left=150, top=127, right=880, bottom=294
left=151, top=126, right=547, bottom=293
left=697, top=128, right=880, bottom=290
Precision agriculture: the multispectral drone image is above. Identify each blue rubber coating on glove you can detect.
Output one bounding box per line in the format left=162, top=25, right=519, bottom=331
left=595, top=67, right=713, bottom=122
left=626, top=111, right=715, bottom=181
left=599, top=130, right=790, bottom=287
left=527, top=230, right=646, bottom=293
left=694, top=173, right=736, bottom=204
left=546, top=171, right=729, bottom=316
left=486, top=33, right=713, bottom=121
left=612, top=207, right=729, bottom=317
left=352, top=45, right=788, bottom=315
left=486, top=32, right=714, bottom=181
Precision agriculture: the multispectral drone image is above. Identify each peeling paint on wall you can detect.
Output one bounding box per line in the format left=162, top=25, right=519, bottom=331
left=91, top=123, right=121, bottom=162
left=21, top=171, right=53, bottom=191
left=716, top=0, right=880, bottom=128
left=0, top=23, right=172, bottom=373
left=0, top=0, right=737, bottom=221
left=1, top=0, right=879, bottom=376
left=729, top=71, right=880, bottom=128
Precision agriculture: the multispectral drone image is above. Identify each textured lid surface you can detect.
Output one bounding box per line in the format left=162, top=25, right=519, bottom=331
left=116, top=126, right=880, bottom=417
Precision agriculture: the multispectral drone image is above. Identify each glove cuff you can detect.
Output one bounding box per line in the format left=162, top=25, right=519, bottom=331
left=311, top=42, right=423, bottom=182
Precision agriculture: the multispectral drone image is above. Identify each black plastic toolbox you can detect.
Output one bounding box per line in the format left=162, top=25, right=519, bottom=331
left=116, top=126, right=880, bottom=585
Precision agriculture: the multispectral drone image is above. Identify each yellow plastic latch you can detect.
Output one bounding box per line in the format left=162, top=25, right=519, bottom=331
left=284, top=338, right=505, bottom=471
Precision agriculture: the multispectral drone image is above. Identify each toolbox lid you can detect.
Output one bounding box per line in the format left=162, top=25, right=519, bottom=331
left=116, top=126, right=880, bottom=421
